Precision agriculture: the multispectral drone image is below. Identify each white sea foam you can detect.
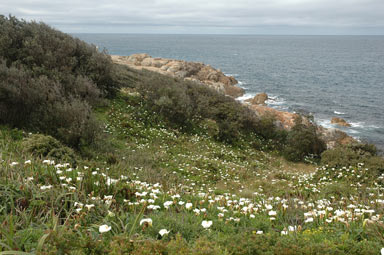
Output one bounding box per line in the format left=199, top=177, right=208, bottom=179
left=266, top=95, right=286, bottom=106
left=224, top=73, right=238, bottom=77
left=316, top=119, right=333, bottom=129
left=236, top=93, right=255, bottom=101
left=350, top=122, right=365, bottom=128
left=334, top=111, right=345, bottom=115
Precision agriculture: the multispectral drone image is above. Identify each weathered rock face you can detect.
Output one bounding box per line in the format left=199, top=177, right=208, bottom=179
left=248, top=104, right=307, bottom=130
left=111, top=54, right=245, bottom=98
left=246, top=93, right=268, bottom=105
left=317, top=126, right=355, bottom=149
left=331, top=117, right=351, bottom=127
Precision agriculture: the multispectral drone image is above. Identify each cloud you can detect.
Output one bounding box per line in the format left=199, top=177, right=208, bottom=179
left=1, top=0, right=383, bottom=34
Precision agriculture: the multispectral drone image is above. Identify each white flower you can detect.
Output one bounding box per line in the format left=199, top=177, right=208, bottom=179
left=24, top=160, right=31, bottom=165
left=74, top=202, right=84, bottom=208
left=163, top=201, right=173, bottom=209
left=268, top=210, right=277, bottom=216
left=256, top=230, right=263, bottom=235
left=159, top=229, right=170, bottom=236
left=99, top=224, right=111, bottom=233
left=281, top=230, right=288, bottom=235
left=305, top=217, right=314, bottom=223
left=201, top=220, right=213, bottom=229
left=9, top=162, right=19, bottom=167
left=148, top=205, right=161, bottom=210
left=140, top=218, right=153, bottom=226
left=42, top=160, right=55, bottom=165
left=381, top=248, right=384, bottom=255
left=40, top=185, right=53, bottom=190
left=185, top=203, right=193, bottom=210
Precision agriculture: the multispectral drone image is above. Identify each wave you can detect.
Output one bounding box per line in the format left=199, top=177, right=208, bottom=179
left=349, top=122, right=365, bottom=128
left=224, top=73, right=239, bottom=77
left=266, top=95, right=286, bottom=106
left=237, top=81, right=247, bottom=89
left=236, top=93, right=255, bottom=101
left=334, top=111, right=345, bottom=115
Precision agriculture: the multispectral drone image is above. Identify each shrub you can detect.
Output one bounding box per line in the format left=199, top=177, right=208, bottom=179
left=0, top=15, right=118, bottom=96
left=0, top=15, right=118, bottom=148
left=22, top=134, right=76, bottom=162
left=136, top=70, right=282, bottom=145
left=283, top=116, right=326, bottom=162
left=321, top=143, right=384, bottom=175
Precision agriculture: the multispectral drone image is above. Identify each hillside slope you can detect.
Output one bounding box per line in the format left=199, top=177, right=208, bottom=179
left=1, top=16, right=384, bottom=254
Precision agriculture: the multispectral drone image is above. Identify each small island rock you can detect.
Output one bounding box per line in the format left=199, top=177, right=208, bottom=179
left=331, top=117, right=351, bottom=127
left=246, top=93, right=268, bottom=105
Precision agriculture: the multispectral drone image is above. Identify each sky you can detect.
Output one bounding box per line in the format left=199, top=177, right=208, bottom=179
left=1, top=0, right=384, bottom=35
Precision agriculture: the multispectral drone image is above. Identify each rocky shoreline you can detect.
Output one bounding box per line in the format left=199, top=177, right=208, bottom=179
left=111, top=54, right=354, bottom=149
left=111, top=54, right=244, bottom=98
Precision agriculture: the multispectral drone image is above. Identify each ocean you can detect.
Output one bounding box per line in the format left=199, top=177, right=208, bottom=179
left=74, top=34, right=384, bottom=151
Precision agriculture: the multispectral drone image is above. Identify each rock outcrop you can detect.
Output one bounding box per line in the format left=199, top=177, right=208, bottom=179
left=112, top=54, right=355, bottom=149
left=331, top=117, right=351, bottom=127
left=248, top=104, right=355, bottom=148
left=317, top=126, right=355, bottom=148
left=111, top=54, right=244, bottom=98
left=248, top=104, right=303, bottom=130
left=245, top=93, right=268, bottom=105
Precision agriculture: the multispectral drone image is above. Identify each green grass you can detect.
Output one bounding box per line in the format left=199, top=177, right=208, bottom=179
left=1, top=91, right=384, bottom=254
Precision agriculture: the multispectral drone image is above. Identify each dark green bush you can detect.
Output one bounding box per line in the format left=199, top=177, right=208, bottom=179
left=0, top=62, right=100, bottom=148
left=0, top=15, right=118, bottom=148
left=136, top=70, right=282, bottom=145
left=0, top=15, right=118, bottom=96
left=283, top=116, right=326, bottom=162
left=321, top=143, right=384, bottom=175
left=22, top=134, right=76, bottom=162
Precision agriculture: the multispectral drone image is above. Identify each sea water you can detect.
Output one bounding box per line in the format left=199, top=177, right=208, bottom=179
left=74, top=34, right=384, bottom=151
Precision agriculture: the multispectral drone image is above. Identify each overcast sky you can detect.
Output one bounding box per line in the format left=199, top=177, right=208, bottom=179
left=1, top=0, right=384, bottom=34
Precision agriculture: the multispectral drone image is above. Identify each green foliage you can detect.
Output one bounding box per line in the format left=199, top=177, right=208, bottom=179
left=21, top=134, right=76, bottom=162
left=283, top=116, right=326, bottom=162
left=321, top=143, right=384, bottom=174
left=0, top=15, right=118, bottom=148
left=136, top=70, right=283, bottom=145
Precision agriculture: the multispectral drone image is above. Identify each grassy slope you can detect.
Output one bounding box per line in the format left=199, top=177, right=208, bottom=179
left=1, top=67, right=384, bottom=254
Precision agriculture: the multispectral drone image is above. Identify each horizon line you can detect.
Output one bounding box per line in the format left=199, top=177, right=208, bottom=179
left=70, top=33, right=384, bottom=36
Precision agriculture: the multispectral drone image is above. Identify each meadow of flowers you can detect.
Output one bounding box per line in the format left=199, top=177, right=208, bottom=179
left=1, top=93, right=383, bottom=254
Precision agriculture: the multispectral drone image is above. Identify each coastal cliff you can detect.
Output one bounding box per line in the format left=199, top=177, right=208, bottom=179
left=112, top=54, right=354, bottom=149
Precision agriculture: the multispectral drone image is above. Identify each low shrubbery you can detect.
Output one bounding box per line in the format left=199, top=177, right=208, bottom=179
left=135, top=70, right=286, bottom=145
left=321, top=143, right=384, bottom=175
left=22, top=134, right=76, bottom=163
left=283, top=117, right=326, bottom=162
left=0, top=15, right=119, bottom=148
